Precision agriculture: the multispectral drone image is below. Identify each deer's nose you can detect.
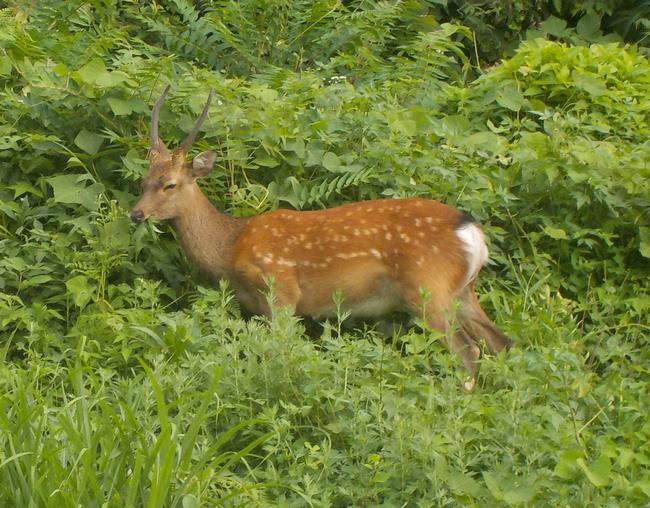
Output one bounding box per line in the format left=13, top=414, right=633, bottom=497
left=130, top=209, right=145, bottom=223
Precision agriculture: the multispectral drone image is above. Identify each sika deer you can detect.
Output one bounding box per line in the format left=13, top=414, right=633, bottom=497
left=130, top=86, right=512, bottom=390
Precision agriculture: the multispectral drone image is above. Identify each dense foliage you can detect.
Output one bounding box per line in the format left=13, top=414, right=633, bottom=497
left=0, top=0, right=648, bottom=506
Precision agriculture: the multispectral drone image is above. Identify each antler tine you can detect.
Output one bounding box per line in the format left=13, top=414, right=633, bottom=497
left=178, top=89, right=215, bottom=153
left=150, top=84, right=171, bottom=150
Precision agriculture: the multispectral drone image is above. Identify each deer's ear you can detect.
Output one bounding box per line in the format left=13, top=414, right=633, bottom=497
left=191, top=150, right=216, bottom=177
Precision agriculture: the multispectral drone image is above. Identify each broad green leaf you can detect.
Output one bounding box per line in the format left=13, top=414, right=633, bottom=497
left=618, top=448, right=635, bottom=468
left=75, top=59, right=126, bottom=88
left=577, top=455, right=611, bottom=488
left=254, top=155, right=279, bottom=168
left=461, top=131, right=506, bottom=155
left=0, top=55, right=12, bottom=76
left=322, top=151, right=341, bottom=172
left=48, top=174, right=105, bottom=210
left=482, top=471, right=503, bottom=500
left=543, top=225, right=567, bottom=240
left=433, top=115, right=470, bottom=137
left=65, top=275, right=94, bottom=309
left=576, top=12, right=602, bottom=40
left=497, top=86, right=527, bottom=112
left=99, top=218, right=132, bottom=251
left=305, top=148, right=323, bottom=167
left=446, top=471, right=481, bottom=496
left=554, top=449, right=583, bottom=480
left=74, top=129, right=103, bottom=155
left=640, top=242, right=650, bottom=259
left=4, top=256, right=28, bottom=272
left=182, top=495, right=200, bottom=508
left=52, top=62, right=69, bottom=76
left=250, top=85, right=278, bottom=103
left=573, top=73, right=607, bottom=96
left=285, top=138, right=305, bottom=158
left=503, top=486, right=536, bottom=505
left=27, top=133, right=63, bottom=151
left=259, top=87, right=278, bottom=103
left=76, top=57, right=110, bottom=86
left=434, top=454, right=449, bottom=479
left=565, top=167, right=590, bottom=183
left=541, top=16, right=569, bottom=37
left=389, top=117, right=416, bottom=136
left=21, top=274, right=54, bottom=288
left=97, top=69, right=127, bottom=88
left=636, top=481, right=650, bottom=497
left=639, top=228, right=650, bottom=258
left=10, top=181, right=43, bottom=198
left=107, top=97, right=133, bottom=116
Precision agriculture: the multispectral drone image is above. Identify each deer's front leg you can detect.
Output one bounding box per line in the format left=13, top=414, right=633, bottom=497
left=234, top=263, right=301, bottom=317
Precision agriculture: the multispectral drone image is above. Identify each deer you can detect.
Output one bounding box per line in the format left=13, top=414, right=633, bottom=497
left=130, top=86, right=512, bottom=390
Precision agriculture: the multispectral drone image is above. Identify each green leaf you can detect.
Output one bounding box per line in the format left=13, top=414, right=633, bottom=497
left=322, top=152, right=341, bottom=172
left=285, top=138, right=305, bottom=158
left=639, top=228, right=650, bottom=258
left=182, top=495, right=200, bottom=508
left=52, top=62, right=69, bottom=76
left=543, top=225, right=568, bottom=240
left=576, top=12, right=602, bottom=40
left=21, top=274, right=54, bottom=288
left=107, top=97, right=133, bottom=116
left=389, top=117, right=416, bottom=136
left=540, top=16, right=569, bottom=38
left=10, top=182, right=43, bottom=198
left=48, top=174, right=105, bottom=210
left=254, top=154, right=279, bottom=168
left=573, top=73, right=607, bottom=97
left=99, top=218, right=132, bottom=251
left=577, top=455, right=611, bottom=487
left=74, top=129, right=104, bottom=155
left=4, top=256, right=28, bottom=272
left=554, top=449, right=583, bottom=479
left=482, top=471, right=503, bottom=499
left=461, top=131, right=506, bottom=155
left=446, top=470, right=481, bottom=496
left=0, top=55, right=12, bottom=76
left=497, top=86, right=527, bottom=112
left=76, top=57, right=110, bottom=86
left=250, top=84, right=278, bottom=103
left=66, top=275, right=94, bottom=309
left=503, top=486, right=536, bottom=505
left=636, top=481, right=650, bottom=497
left=434, top=115, right=470, bottom=137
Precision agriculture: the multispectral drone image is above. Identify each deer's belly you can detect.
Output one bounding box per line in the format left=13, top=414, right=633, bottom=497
left=298, top=273, right=402, bottom=318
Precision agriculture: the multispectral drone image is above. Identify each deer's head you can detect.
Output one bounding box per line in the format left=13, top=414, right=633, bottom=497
left=130, top=86, right=216, bottom=223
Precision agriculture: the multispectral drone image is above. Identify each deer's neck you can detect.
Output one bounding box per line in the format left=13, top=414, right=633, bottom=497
left=172, top=185, right=248, bottom=280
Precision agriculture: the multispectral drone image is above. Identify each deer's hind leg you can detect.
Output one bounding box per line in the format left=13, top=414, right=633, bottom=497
left=457, top=282, right=512, bottom=354
left=428, top=308, right=481, bottom=390
left=400, top=277, right=480, bottom=390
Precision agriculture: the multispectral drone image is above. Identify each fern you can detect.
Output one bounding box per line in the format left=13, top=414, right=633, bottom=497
left=269, top=167, right=374, bottom=209
left=122, top=0, right=469, bottom=80
left=127, top=0, right=227, bottom=69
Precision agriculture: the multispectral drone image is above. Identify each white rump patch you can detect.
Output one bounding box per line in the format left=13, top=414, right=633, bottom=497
left=456, top=223, right=488, bottom=288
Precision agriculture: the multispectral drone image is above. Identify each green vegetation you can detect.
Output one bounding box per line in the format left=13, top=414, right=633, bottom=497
left=0, top=1, right=648, bottom=505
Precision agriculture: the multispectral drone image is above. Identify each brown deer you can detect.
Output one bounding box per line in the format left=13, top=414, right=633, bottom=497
left=130, top=86, right=512, bottom=390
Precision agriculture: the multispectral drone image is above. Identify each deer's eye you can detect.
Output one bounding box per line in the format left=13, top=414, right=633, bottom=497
left=163, top=183, right=177, bottom=191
